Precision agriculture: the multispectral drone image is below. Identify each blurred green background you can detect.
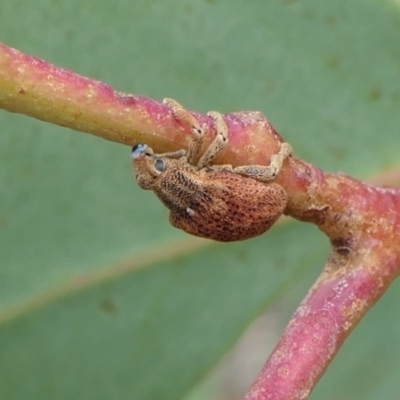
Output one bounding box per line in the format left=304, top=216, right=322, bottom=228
left=1, top=0, right=400, bottom=399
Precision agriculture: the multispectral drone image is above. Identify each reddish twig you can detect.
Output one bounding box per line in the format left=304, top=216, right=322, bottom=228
left=245, top=162, right=400, bottom=399
left=1, top=42, right=399, bottom=399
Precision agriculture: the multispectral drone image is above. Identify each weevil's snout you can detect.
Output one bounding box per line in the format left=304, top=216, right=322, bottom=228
left=131, top=144, right=162, bottom=190
left=131, top=144, right=149, bottom=160
left=131, top=144, right=155, bottom=171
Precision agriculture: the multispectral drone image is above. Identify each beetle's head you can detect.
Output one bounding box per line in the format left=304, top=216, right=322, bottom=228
left=131, top=144, right=185, bottom=190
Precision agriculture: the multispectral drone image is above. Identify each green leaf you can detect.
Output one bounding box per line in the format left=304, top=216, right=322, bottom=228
left=1, top=0, right=400, bottom=399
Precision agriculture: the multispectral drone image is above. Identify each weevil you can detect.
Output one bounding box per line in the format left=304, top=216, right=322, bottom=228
left=131, top=99, right=291, bottom=242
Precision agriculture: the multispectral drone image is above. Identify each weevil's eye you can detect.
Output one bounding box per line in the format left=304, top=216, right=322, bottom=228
left=131, top=144, right=148, bottom=159
left=155, top=159, right=166, bottom=172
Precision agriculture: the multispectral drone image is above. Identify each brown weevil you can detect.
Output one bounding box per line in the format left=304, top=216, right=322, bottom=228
left=131, top=99, right=291, bottom=242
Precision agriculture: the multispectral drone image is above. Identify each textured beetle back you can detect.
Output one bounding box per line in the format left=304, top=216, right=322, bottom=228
left=169, top=170, right=287, bottom=242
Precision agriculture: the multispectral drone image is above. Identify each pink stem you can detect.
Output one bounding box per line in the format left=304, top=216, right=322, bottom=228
left=244, top=158, right=400, bottom=399
left=0, top=42, right=283, bottom=166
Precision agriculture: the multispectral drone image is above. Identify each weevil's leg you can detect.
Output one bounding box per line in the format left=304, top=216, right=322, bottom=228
left=163, top=98, right=204, bottom=164
left=197, top=111, right=229, bottom=168
left=232, top=142, right=292, bottom=182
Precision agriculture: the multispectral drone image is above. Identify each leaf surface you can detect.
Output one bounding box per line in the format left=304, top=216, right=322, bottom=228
left=1, top=0, right=400, bottom=399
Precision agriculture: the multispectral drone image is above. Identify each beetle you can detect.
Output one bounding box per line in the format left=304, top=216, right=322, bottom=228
left=131, top=99, right=291, bottom=242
